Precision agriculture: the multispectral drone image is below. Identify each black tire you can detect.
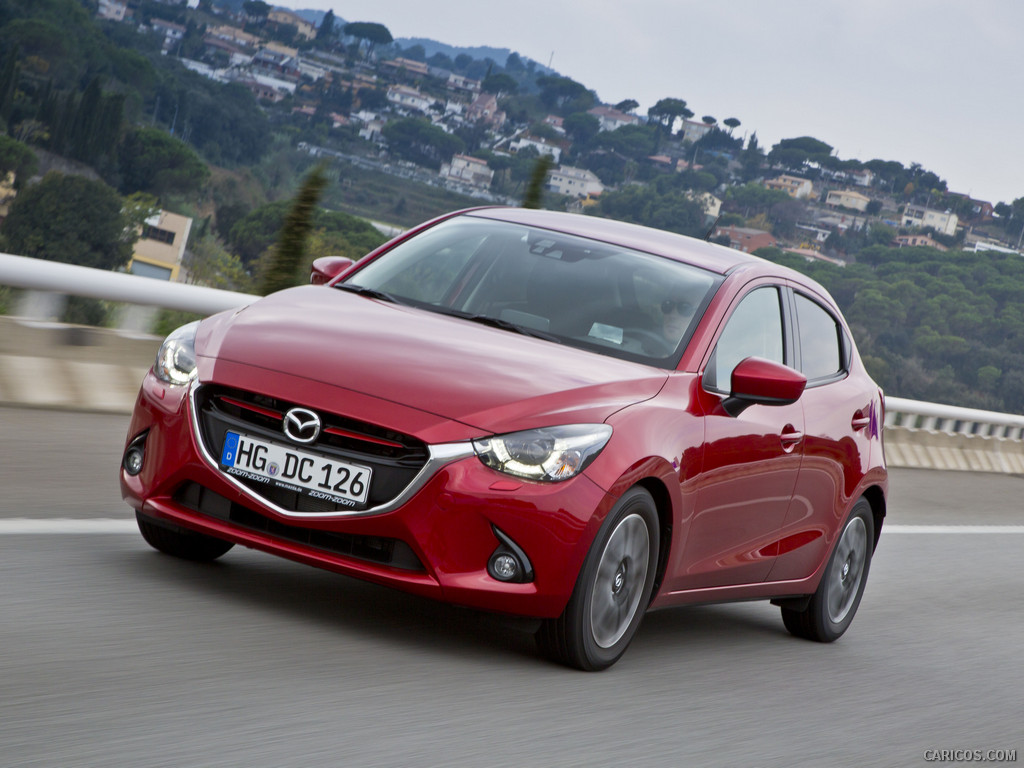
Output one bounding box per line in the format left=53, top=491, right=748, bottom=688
left=537, top=487, right=660, bottom=671
left=781, top=498, right=874, bottom=642
left=136, top=511, right=235, bottom=562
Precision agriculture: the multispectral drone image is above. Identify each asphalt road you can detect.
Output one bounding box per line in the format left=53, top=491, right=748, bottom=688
left=1, top=406, right=1022, bottom=767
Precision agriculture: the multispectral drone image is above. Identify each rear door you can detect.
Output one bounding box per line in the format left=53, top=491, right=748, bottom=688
left=767, top=287, right=877, bottom=582
left=669, top=283, right=804, bottom=590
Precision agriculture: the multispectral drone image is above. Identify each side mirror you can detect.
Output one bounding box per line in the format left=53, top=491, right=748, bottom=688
left=722, top=357, right=807, bottom=416
left=310, top=256, right=354, bottom=285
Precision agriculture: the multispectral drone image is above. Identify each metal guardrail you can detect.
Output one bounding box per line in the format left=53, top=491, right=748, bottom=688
left=885, top=396, right=1024, bottom=440
left=0, top=252, right=259, bottom=315
left=4, top=250, right=1024, bottom=466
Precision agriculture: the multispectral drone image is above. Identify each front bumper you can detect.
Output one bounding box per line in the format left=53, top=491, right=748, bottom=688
left=120, top=371, right=614, bottom=618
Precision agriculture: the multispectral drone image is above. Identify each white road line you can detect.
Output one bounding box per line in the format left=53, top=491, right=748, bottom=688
left=1, top=520, right=1023, bottom=535
left=0, top=519, right=136, bottom=534
left=885, top=525, right=1024, bottom=534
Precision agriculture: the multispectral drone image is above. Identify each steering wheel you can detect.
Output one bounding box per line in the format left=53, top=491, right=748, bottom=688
left=624, top=328, right=673, bottom=356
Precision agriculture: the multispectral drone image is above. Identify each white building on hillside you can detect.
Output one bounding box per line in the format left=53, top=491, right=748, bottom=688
left=547, top=166, right=604, bottom=198
left=826, top=189, right=872, bottom=212
left=509, top=136, right=562, bottom=162
left=587, top=106, right=640, bottom=133
left=386, top=85, right=435, bottom=114
left=902, top=205, right=958, bottom=236
left=440, top=155, right=494, bottom=190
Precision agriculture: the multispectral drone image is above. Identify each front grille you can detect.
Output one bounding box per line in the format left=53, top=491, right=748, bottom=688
left=175, top=482, right=425, bottom=571
left=195, top=385, right=430, bottom=513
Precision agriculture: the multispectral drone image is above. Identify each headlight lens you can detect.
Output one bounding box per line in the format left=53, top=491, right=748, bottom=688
left=154, top=320, right=200, bottom=385
left=473, top=424, right=613, bottom=482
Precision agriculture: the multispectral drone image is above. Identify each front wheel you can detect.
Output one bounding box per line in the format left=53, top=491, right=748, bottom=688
left=781, top=498, right=874, bottom=642
left=136, top=511, right=235, bottom=562
left=537, top=487, right=660, bottom=671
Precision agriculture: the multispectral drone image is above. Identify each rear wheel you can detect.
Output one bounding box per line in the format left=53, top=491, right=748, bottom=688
left=537, top=487, right=660, bottom=671
left=781, top=498, right=874, bottom=642
left=136, top=511, right=234, bottom=562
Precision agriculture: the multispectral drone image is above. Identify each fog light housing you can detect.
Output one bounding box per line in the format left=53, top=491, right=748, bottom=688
left=122, top=432, right=148, bottom=476
left=489, top=553, right=521, bottom=582
left=487, top=526, right=534, bottom=583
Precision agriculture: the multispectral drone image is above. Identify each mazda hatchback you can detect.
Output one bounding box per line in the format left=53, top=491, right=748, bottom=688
left=121, top=207, right=887, bottom=670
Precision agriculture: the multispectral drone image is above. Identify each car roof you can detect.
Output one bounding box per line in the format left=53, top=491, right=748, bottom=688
left=462, top=207, right=790, bottom=278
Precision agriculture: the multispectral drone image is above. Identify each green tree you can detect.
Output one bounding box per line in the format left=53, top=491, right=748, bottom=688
left=723, top=117, right=741, bottom=134
left=481, top=73, right=518, bottom=95
left=563, top=111, right=600, bottom=146
left=724, top=183, right=793, bottom=215
left=598, top=185, right=706, bottom=238
left=0, top=48, right=19, bottom=125
left=69, top=75, right=102, bottom=162
left=522, top=154, right=553, bottom=209
left=121, top=191, right=160, bottom=233
left=536, top=75, right=594, bottom=113
left=613, top=99, right=639, bottom=114
left=648, top=97, right=692, bottom=135
left=693, top=127, right=742, bottom=154
left=184, top=235, right=252, bottom=292
left=228, top=195, right=384, bottom=268
left=242, top=1, right=270, bottom=21
left=118, top=126, right=210, bottom=196
left=382, top=117, right=465, bottom=170
left=0, top=134, right=38, bottom=186
left=768, top=136, right=834, bottom=170
left=591, top=123, right=658, bottom=160
left=2, top=172, right=132, bottom=270
left=259, top=165, right=328, bottom=295
left=316, top=9, right=336, bottom=41
left=343, top=22, right=393, bottom=59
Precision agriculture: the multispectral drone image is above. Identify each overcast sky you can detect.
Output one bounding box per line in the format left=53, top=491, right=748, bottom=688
left=277, top=0, right=1024, bottom=205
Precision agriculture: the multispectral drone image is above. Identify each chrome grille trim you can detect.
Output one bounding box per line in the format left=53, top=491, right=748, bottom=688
left=188, top=381, right=476, bottom=519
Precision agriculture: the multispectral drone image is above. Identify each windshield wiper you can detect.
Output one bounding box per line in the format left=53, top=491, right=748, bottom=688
left=333, top=283, right=404, bottom=305
left=442, top=309, right=562, bottom=344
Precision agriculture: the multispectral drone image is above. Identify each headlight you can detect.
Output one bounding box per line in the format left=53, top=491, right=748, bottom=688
left=154, top=320, right=200, bottom=385
left=473, top=424, right=613, bottom=482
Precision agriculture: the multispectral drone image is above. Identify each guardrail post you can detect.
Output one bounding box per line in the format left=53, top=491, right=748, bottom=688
left=15, top=289, right=66, bottom=323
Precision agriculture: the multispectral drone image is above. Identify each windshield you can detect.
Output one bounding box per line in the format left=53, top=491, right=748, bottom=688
left=342, top=216, right=720, bottom=368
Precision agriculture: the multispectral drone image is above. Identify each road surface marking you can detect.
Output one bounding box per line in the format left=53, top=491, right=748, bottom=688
left=1, top=520, right=1023, bottom=534
left=0, top=518, right=136, bottom=533
left=885, top=525, right=1024, bottom=534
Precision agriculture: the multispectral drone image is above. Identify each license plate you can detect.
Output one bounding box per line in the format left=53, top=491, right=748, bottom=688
left=220, top=431, right=372, bottom=506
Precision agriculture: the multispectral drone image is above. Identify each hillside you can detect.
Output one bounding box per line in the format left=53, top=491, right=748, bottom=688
left=1, top=0, right=1024, bottom=411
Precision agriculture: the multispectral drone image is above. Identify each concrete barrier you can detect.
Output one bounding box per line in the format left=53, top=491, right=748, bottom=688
left=0, top=317, right=154, bottom=414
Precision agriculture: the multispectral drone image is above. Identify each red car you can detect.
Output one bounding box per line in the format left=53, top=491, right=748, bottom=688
left=121, top=207, right=887, bottom=670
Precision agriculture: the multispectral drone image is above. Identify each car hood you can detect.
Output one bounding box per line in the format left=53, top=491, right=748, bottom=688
left=196, top=285, right=668, bottom=434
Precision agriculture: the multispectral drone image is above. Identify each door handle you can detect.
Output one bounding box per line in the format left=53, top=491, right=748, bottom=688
left=780, top=424, right=803, bottom=452
left=851, top=410, right=871, bottom=431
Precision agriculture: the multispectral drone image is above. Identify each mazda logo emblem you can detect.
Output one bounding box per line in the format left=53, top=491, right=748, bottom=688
left=283, top=407, right=321, bottom=444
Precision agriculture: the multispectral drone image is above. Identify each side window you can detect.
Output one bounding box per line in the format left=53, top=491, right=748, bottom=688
left=795, top=293, right=843, bottom=381
left=704, top=286, right=785, bottom=392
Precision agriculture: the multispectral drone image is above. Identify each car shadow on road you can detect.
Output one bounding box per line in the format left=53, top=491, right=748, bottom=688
left=636, top=602, right=790, bottom=645
left=117, top=546, right=543, bottom=663
left=114, top=543, right=803, bottom=670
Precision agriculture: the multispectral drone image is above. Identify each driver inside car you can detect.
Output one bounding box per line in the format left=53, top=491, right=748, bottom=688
left=660, top=295, right=697, bottom=345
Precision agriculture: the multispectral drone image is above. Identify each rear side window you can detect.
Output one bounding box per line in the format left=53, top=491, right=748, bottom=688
left=794, top=293, right=843, bottom=381
left=704, top=286, right=785, bottom=392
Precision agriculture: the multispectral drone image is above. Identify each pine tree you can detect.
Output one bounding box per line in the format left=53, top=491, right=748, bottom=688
left=317, top=10, right=335, bottom=41
left=0, top=49, right=19, bottom=125
left=522, top=155, right=553, bottom=209
left=259, top=164, right=328, bottom=295
left=70, top=77, right=102, bottom=162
